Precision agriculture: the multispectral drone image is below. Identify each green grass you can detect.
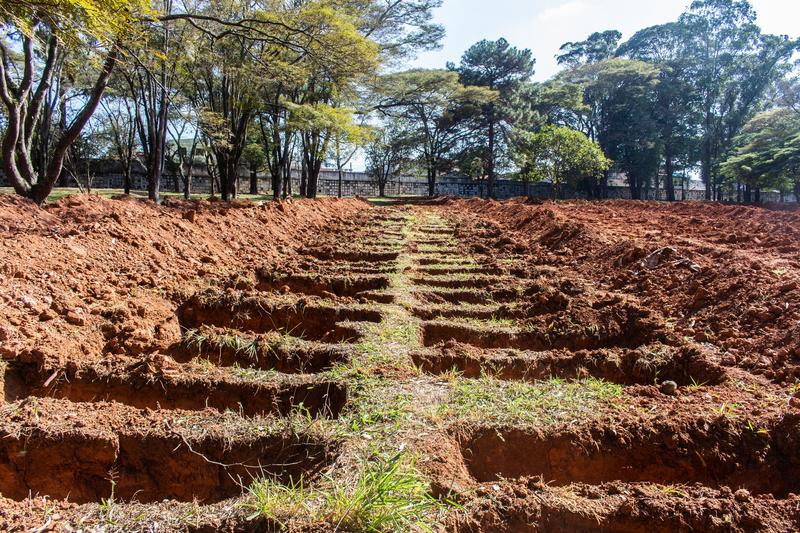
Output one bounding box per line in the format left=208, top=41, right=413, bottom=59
left=243, top=453, right=447, bottom=532
left=438, top=376, right=623, bottom=426
left=432, top=315, right=516, bottom=328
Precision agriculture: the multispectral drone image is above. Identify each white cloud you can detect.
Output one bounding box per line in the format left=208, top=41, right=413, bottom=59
left=538, top=1, right=587, bottom=22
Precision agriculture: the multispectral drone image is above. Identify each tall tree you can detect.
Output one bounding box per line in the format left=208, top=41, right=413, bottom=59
left=618, top=23, right=700, bottom=201
left=513, top=124, right=610, bottom=198
left=721, top=108, right=800, bottom=202
left=453, top=38, right=535, bottom=198
left=678, top=0, right=798, bottom=199
left=557, top=30, right=622, bottom=67
left=556, top=58, right=662, bottom=198
left=375, top=69, right=496, bottom=196
left=365, top=121, right=413, bottom=197
left=0, top=0, right=145, bottom=204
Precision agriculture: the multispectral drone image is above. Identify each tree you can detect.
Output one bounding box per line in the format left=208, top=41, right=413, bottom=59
left=179, top=0, right=377, bottom=202
left=453, top=38, right=535, bottom=198
left=98, top=91, right=139, bottom=194
left=166, top=107, right=200, bottom=198
left=365, top=122, right=413, bottom=197
left=376, top=69, right=496, bottom=196
left=0, top=0, right=146, bottom=204
left=678, top=0, right=798, bottom=199
left=355, top=0, right=444, bottom=62
left=598, top=62, right=663, bottom=200
left=557, top=30, right=622, bottom=67
left=513, top=124, right=611, bottom=198
left=331, top=124, right=369, bottom=198
left=556, top=58, right=662, bottom=198
left=253, top=0, right=443, bottom=201
left=721, top=108, right=800, bottom=202
left=121, top=0, right=192, bottom=204
left=241, top=141, right=266, bottom=196
left=618, top=23, right=700, bottom=201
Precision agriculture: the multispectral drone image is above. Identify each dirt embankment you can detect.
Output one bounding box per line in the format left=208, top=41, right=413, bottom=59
left=0, top=194, right=369, bottom=370
left=440, top=198, right=800, bottom=382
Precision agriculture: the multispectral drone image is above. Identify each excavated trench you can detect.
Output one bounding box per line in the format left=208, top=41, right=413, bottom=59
left=179, top=297, right=381, bottom=343
left=171, top=334, right=351, bottom=374
left=420, top=317, right=664, bottom=352
left=415, top=266, right=499, bottom=276
left=304, top=248, right=400, bottom=263
left=456, top=418, right=800, bottom=497
left=409, top=276, right=502, bottom=290
left=3, top=362, right=348, bottom=418
left=256, top=273, right=391, bottom=298
left=0, top=427, right=335, bottom=504
left=411, top=344, right=726, bottom=386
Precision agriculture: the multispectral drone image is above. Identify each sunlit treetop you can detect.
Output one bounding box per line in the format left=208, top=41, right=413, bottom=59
left=0, top=0, right=150, bottom=44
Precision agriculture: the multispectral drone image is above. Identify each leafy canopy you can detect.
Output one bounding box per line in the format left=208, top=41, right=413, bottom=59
left=513, top=124, right=611, bottom=187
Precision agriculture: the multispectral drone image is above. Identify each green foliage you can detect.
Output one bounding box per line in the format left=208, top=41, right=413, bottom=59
left=675, top=0, right=798, bottom=197
left=243, top=453, right=446, bottom=532
left=365, top=122, right=415, bottom=195
left=285, top=102, right=370, bottom=143
left=440, top=376, right=623, bottom=426
left=513, top=124, right=610, bottom=192
left=0, top=0, right=148, bottom=43
left=557, top=30, right=622, bottom=67
left=452, top=38, right=537, bottom=194
left=375, top=69, right=497, bottom=192
left=721, top=108, right=800, bottom=192
left=554, top=58, right=662, bottom=197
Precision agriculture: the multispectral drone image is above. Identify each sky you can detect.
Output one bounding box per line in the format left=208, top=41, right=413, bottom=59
left=412, top=0, right=800, bottom=80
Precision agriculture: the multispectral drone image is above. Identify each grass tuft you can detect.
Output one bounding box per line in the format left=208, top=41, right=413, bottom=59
left=439, top=376, right=623, bottom=426
left=243, top=453, right=446, bottom=532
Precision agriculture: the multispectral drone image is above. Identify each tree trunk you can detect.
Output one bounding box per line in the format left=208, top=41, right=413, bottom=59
left=283, top=157, right=291, bottom=198
left=664, top=155, right=675, bottom=202
left=307, top=163, right=320, bottom=199
left=487, top=118, right=495, bottom=199
left=184, top=167, right=192, bottom=200
left=629, top=176, right=640, bottom=200
left=2, top=41, right=117, bottom=205
left=300, top=156, right=307, bottom=197
left=250, top=168, right=258, bottom=195
left=338, top=168, right=343, bottom=198
left=123, top=163, right=132, bottom=195
left=653, top=167, right=660, bottom=201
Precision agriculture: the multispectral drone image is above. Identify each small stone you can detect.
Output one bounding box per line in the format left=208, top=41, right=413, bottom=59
left=735, top=489, right=751, bottom=502
left=39, top=309, right=57, bottom=321
left=660, top=380, right=678, bottom=396
left=182, top=210, right=196, bottom=223
left=65, top=311, right=86, bottom=326
left=19, top=294, right=38, bottom=310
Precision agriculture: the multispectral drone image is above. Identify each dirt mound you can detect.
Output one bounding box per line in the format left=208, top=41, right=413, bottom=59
left=0, top=195, right=369, bottom=368
left=440, top=198, right=800, bottom=382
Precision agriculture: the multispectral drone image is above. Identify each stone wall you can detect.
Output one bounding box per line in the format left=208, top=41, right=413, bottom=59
left=2, top=167, right=795, bottom=203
